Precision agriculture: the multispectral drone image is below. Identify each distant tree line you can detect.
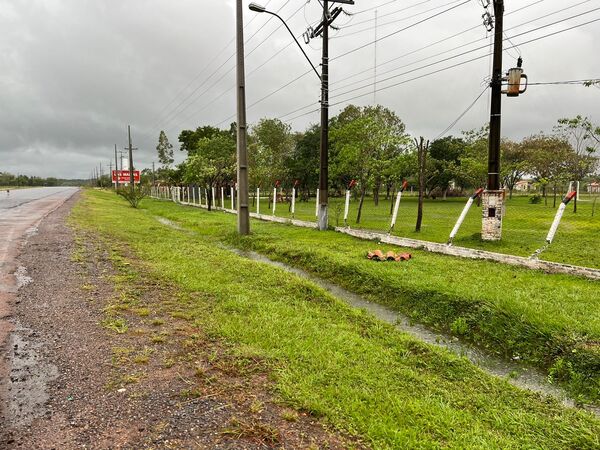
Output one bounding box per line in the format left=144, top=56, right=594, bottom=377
left=0, top=172, right=85, bottom=187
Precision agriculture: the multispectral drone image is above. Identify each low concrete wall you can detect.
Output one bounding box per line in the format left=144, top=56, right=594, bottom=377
left=336, top=227, right=600, bottom=280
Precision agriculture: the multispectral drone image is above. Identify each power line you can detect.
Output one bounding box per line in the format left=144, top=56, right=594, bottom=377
left=213, top=0, right=476, bottom=125
left=160, top=1, right=304, bottom=131
left=215, top=2, right=596, bottom=128
left=434, top=86, right=489, bottom=140
left=154, top=0, right=294, bottom=129
left=335, top=0, right=464, bottom=37
left=329, top=17, right=600, bottom=109
left=173, top=3, right=308, bottom=129
left=279, top=16, right=600, bottom=123
left=331, top=8, right=600, bottom=100
left=150, top=0, right=275, bottom=128
left=331, top=0, right=471, bottom=61
left=332, top=2, right=598, bottom=94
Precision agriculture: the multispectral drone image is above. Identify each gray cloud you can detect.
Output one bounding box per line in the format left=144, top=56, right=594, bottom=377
left=1, top=0, right=599, bottom=178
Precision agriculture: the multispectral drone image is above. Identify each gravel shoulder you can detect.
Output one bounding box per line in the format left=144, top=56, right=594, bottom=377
left=0, top=194, right=361, bottom=449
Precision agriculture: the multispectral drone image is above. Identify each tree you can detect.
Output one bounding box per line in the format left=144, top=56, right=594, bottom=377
left=522, top=134, right=575, bottom=205
left=183, top=135, right=236, bottom=211
left=156, top=130, right=174, bottom=168
left=286, top=124, right=320, bottom=200
left=554, top=115, right=599, bottom=181
left=178, top=125, right=235, bottom=156
left=249, top=118, right=294, bottom=206
left=330, top=105, right=409, bottom=223
left=501, top=139, right=528, bottom=199
left=454, top=125, right=489, bottom=189
left=426, top=136, right=466, bottom=198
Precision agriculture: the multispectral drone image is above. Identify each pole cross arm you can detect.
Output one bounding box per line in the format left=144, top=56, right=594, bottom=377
left=248, top=3, right=321, bottom=81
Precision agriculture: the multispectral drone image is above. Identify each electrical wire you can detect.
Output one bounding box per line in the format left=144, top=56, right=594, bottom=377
left=278, top=16, right=600, bottom=123
left=161, top=1, right=305, bottom=130
left=154, top=0, right=294, bottom=129
left=335, top=0, right=465, bottom=38
left=331, top=0, right=471, bottom=61
left=434, top=86, right=489, bottom=140
left=150, top=0, right=276, bottom=129
left=332, top=2, right=598, bottom=94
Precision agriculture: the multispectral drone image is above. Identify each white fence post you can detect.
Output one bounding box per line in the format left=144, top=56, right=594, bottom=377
left=221, top=187, right=225, bottom=209
left=256, top=187, right=260, bottom=215
left=231, top=187, right=234, bottom=210
left=272, top=188, right=277, bottom=215
left=315, top=189, right=320, bottom=217
left=344, top=190, right=351, bottom=226
left=389, top=191, right=403, bottom=232
left=291, top=188, right=296, bottom=217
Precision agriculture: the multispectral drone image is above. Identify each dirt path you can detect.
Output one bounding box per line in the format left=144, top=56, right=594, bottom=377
left=0, top=195, right=361, bottom=449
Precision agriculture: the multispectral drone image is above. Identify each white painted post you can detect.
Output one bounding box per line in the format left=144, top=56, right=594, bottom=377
left=231, top=187, right=234, bottom=210
left=256, top=187, right=260, bottom=215
left=315, top=189, right=320, bottom=217
left=291, top=188, right=296, bottom=216
left=389, top=191, right=403, bottom=232
left=343, top=190, right=351, bottom=225
left=272, top=188, right=277, bottom=215
left=205, top=188, right=209, bottom=208
left=546, top=191, right=577, bottom=243
left=449, top=197, right=474, bottom=242
left=448, top=189, right=482, bottom=244
left=221, top=187, right=225, bottom=209
left=212, top=187, right=216, bottom=208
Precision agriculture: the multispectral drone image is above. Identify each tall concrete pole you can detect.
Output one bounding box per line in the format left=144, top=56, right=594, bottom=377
left=127, top=125, right=134, bottom=193
left=236, top=0, right=250, bottom=235
left=114, top=144, right=119, bottom=189
left=318, top=0, right=330, bottom=231
left=482, top=0, right=505, bottom=241
left=487, top=0, right=504, bottom=191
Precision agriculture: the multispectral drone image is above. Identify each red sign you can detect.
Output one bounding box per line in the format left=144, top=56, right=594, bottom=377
left=112, top=170, right=140, bottom=183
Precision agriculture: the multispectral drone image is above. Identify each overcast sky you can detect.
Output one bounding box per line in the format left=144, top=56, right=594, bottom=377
left=1, top=0, right=599, bottom=179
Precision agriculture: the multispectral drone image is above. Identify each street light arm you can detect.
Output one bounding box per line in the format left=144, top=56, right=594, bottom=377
left=263, top=10, right=321, bottom=81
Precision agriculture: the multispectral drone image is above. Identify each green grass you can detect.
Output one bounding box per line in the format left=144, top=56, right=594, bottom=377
left=150, top=193, right=600, bottom=403
left=248, top=193, right=600, bottom=269
left=70, top=189, right=600, bottom=449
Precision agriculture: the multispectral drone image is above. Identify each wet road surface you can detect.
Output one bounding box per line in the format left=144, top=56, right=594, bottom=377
left=0, top=187, right=78, bottom=425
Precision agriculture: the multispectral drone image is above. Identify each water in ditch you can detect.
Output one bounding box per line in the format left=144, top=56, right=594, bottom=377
left=229, top=248, right=599, bottom=416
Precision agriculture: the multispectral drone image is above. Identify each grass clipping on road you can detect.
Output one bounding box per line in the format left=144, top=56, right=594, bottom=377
left=72, top=190, right=600, bottom=449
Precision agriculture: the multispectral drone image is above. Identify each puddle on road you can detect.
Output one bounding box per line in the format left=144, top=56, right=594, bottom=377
left=229, top=248, right=598, bottom=416
left=5, top=321, right=58, bottom=428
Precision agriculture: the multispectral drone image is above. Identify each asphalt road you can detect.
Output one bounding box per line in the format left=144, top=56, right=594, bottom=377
left=0, top=187, right=78, bottom=427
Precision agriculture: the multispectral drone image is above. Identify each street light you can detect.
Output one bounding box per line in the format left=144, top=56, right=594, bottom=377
left=248, top=3, right=321, bottom=81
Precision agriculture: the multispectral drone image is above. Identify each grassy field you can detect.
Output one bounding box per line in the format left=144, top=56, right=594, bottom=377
left=71, top=189, right=600, bottom=448
left=154, top=191, right=600, bottom=403
left=245, top=193, right=600, bottom=269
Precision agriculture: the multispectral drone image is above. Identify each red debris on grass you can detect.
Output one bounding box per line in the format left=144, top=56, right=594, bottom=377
left=367, top=250, right=412, bottom=262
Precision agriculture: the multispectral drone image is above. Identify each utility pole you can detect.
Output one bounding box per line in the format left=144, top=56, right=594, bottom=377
left=482, top=0, right=505, bottom=241
left=236, top=0, right=250, bottom=235
left=125, top=125, right=138, bottom=193
left=315, top=0, right=353, bottom=230
left=317, top=0, right=330, bottom=231
left=114, top=144, right=119, bottom=190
